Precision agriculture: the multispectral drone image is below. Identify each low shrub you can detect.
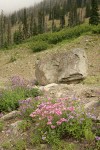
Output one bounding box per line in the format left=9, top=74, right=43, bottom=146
left=0, top=87, right=40, bottom=112
left=29, top=96, right=94, bottom=146
left=0, top=76, right=41, bottom=112
left=30, top=41, right=49, bottom=52
left=2, top=141, right=11, bottom=150
left=13, top=139, right=26, bottom=150
left=91, top=25, right=100, bottom=34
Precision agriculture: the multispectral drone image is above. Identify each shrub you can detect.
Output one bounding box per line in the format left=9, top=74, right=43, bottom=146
left=13, top=139, right=26, bottom=150
left=18, top=120, right=31, bottom=132
left=92, top=25, right=100, bottom=34
left=30, top=41, right=49, bottom=52
left=14, top=30, right=23, bottom=44
left=0, top=87, right=40, bottom=112
left=29, top=96, right=94, bottom=145
left=2, top=141, right=11, bottom=150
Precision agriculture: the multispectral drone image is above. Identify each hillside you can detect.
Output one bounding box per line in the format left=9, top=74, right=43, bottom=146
left=0, top=23, right=100, bottom=150
left=0, top=0, right=100, bottom=49
left=0, top=32, right=100, bottom=86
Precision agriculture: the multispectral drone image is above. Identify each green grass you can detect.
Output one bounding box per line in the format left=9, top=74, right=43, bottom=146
left=83, top=75, right=100, bottom=85
left=0, top=120, right=4, bottom=132
left=0, top=87, right=40, bottom=112
left=2, top=24, right=100, bottom=52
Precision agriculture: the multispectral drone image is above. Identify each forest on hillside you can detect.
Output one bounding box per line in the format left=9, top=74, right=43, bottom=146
left=0, top=0, right=100, bottom=48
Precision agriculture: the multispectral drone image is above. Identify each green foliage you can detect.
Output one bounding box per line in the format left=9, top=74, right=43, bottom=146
left=29, top=97, right=94, bottom=146
left=30, top=41, right=49, bottom=52
left=47, top=25, right=91, bottom=44
left=2, top=141, right=11, bottom=150
left=52, top=141, right=77, bottom=150
left=14, top=30, right=23, bottom=44
left=96, top=141, right=100, bottom=150
left=18, top=120, right=31, bottom=132
left=89, top=0, right=99, bottom=25
left=83, top=75, right=100, bottom=85
left=13, top=139, right=26, bottom=150
left=84, top=129, right=95, bottom=143
left=0, top=120, right=4, bottom=132
left=92, top=25, right=100, bottom=34
left=0, top=87, right=40, bottom=112
left=28, top=24, right=100, bottom=53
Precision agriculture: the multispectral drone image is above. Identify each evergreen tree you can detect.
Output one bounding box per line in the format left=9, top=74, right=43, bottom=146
left=60, top=6, right=65, bottom=28
left=0, top=10, right=4, bottom=48
left=23, top=8, right=28, bottom=39
left=38, top=10, right=45, bottom=34
left=14, top=24, right=23, bottom=44
left=89, top=0, right=99, bottom=25
left=7, top=16, right=12, bottom=46
left=33, top=19, right=38, bottom=35
left=86, top=1, right=91, bottom=18
left=68, top=0, right=78, bottom=27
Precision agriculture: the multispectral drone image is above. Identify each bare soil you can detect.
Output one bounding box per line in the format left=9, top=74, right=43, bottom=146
left=0, top=34, right=100, bottom=85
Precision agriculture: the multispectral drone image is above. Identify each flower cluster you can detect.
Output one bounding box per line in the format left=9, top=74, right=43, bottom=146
left=19, top=97, right=33, bottom=114
left=10, top=75, right=28, bottom=88
left=30, top=98, right=75, bottom=129
left=10, top=76, right=38, bottom=90
left=95, top=136, right=100, bottom=141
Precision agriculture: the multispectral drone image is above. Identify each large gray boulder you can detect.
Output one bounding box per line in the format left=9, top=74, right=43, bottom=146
left=35, top=48, right=88, bottom=85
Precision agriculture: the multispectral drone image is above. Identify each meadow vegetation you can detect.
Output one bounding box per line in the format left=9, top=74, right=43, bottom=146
left=28, top=24, right=100, bottom=52
left=0, top=76, right=100, bottom=149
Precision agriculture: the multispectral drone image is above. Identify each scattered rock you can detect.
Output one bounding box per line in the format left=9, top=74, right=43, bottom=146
left=43, top=83, right=58, bottom=91
left=84, top=90, right=97, bottom=98
left=97, top=115, right=100, bottom=121
left=10, top=120, right=23, bottom=135
left=84, top=100, right=99, bottom=109
left=35, top=48, right=88, bottom=85
left=0, top=111, right=20, bottom=121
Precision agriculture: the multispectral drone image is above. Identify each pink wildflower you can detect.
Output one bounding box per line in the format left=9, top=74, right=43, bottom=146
left=68, top=106, right=74, bottom=111
left=56, top=121, right=62, bottom=125
left=47, top=121, right=52, bottom=125
left=51, top=125, right=56, bottom=129
left=55, top=110, right=62, bottom=116
left=47, top=116, right=53, bottom=121
left=30, top=113, right=35, bottom=117
left=60, top=118, right=67, bottom=122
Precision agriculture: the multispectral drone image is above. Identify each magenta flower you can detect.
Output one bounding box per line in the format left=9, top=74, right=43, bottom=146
left=68, top=106, right=74, bottom=111
left=60, top=118, right=67, bottom=122
left=47, top=121, right=52, bottom=125
left=51, top=125, right=56, bottom=129
left=95, top=136, right=100, bottom=141
left=55, top=110, right=62, bottom=116
left=56, top=121, right=62, bottom=125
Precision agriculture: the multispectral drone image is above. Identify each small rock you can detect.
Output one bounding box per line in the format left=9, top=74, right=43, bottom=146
left=44, top=83, right=58, bottom=91
left=97, top=115, right=100, bottom=121
left=0, top=111, right=20, bottom=121
left=84, top=90, right=96, bottom=98
left=84, top=100, right=99, bottom=109
left=10, top=120, right=22, bottom=135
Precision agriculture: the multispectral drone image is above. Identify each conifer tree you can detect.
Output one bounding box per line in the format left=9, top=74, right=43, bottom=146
left=0, top=10, right=4, bottom=48
left=23, top=8, right=28, bottom=39
left=60, top=5, right=65, bottom=28
left=89, top=0, right=99, bottom=25
left=7, top=16, right=12, bottom=46
left=86, top=1, right=91, bottom=18
left=68, top=0, right=78, bottom=27
left=33, top=19, right=38, bottom=35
